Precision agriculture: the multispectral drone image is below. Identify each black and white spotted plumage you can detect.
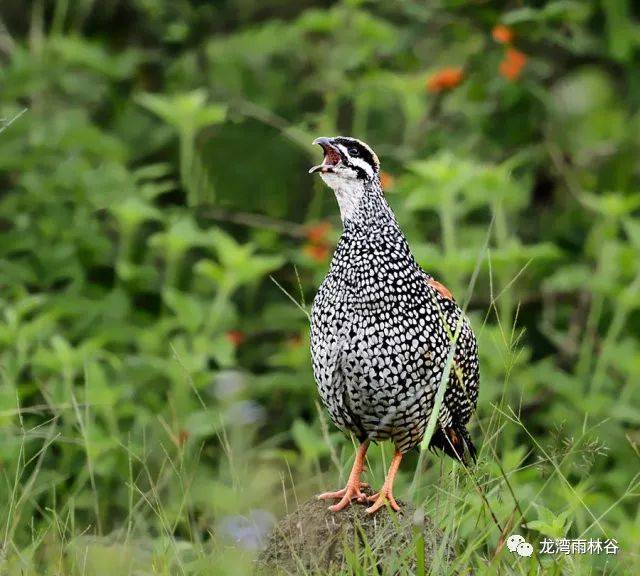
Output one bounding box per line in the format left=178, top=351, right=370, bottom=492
left=309, top=137, right=479, bottom=461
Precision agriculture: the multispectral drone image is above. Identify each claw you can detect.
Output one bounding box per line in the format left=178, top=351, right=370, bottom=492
left=326, top=486, right=368, bottom=512
left=317, top=481, right=369, bottom=502
left=365, top=489, right=400, bottom=513
left=365, top=450, right=403, bottom=515
left=317, top=442, right=370, bottom=512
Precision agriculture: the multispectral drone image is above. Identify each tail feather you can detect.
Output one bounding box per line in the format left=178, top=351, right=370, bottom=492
left=430, top=425, right=477, bottom=465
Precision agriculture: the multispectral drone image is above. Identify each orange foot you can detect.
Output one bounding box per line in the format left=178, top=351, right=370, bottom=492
left=317, top=441, right=370, bottom=512
left=365, top=450, right=403, bottom=514
left=318, top=481, right=369, bottom=511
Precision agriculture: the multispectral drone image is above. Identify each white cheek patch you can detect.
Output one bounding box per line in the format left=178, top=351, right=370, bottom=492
left=336, top=143, right=349, bottom=158
left=350, top=156, right=374, bottom=179
left=336, top=142, right=375, bottom=179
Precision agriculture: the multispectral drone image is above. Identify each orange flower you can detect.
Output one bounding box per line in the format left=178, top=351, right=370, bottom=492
left=380, top=171, right=395, bottom=191
left=306, top=221, right=331, bottom=244
left=226, top=330, right=245, bottom=346
left=499, top=48, right=527, bottom=81
left=303, top=243, right=329, bottom=262
left=492, top=24, right=513, bottom=44
left=426, top=67, right=464, bottom=93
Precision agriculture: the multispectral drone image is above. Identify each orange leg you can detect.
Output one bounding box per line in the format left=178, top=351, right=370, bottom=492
left=365, top=450, right=402, bottom=514
left=317, top=441, right=370, bottom=512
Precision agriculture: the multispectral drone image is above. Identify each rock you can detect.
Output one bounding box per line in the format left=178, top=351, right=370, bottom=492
left=255, top=496, right=452, bottom=574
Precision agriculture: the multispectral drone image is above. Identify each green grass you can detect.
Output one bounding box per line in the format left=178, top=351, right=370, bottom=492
left=2, top=251, right=636, bottom=574
left=2, top=0, right=640, bottom=574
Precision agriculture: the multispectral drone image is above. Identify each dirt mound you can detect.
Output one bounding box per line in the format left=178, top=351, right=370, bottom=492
left=256, top=496, right=452, bottom=574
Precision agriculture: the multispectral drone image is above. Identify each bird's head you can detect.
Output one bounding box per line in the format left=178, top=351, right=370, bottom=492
left=309, top=136, right=380, bottom=182
left=309, top=136, right=381, bottom=221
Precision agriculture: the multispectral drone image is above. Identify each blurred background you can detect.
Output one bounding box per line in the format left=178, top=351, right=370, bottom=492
left=1, top=1, right=640, bottom=574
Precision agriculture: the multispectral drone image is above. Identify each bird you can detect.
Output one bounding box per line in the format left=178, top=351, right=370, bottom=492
left=308, top=136, right=479, bottom=514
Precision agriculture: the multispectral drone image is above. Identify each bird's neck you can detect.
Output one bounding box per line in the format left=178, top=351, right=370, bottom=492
left=338, top=180, right=396, bottom=229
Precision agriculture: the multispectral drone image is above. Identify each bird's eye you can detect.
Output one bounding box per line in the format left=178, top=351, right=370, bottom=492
left=348, top=147, right=360, bottom=157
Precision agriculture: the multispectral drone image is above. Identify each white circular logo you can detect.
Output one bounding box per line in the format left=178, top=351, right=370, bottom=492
left=516, top=542, right=533, bottom=557
left=506, top=534, right=525, bottom=553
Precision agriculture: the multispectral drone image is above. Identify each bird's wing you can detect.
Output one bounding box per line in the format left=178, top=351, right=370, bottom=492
left=421, top=271, right=479, bottom=462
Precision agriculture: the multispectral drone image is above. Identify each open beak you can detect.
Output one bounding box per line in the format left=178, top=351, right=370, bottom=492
left=309, top=137, right=342, bottom=174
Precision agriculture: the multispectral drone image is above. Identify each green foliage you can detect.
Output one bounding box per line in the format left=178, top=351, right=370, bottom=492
left=527, top=506, right=573, bottom=539
left=1, top=0, right=639, bottom=574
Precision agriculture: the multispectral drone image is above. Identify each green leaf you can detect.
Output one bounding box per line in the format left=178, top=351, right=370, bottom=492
left=184, top=409, right=225, bottom=439
left=136, top=89, right=226, bottom=135
left=162, top=288, right=205, bottom=333
left=291, top=419, right=328, bottom=462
